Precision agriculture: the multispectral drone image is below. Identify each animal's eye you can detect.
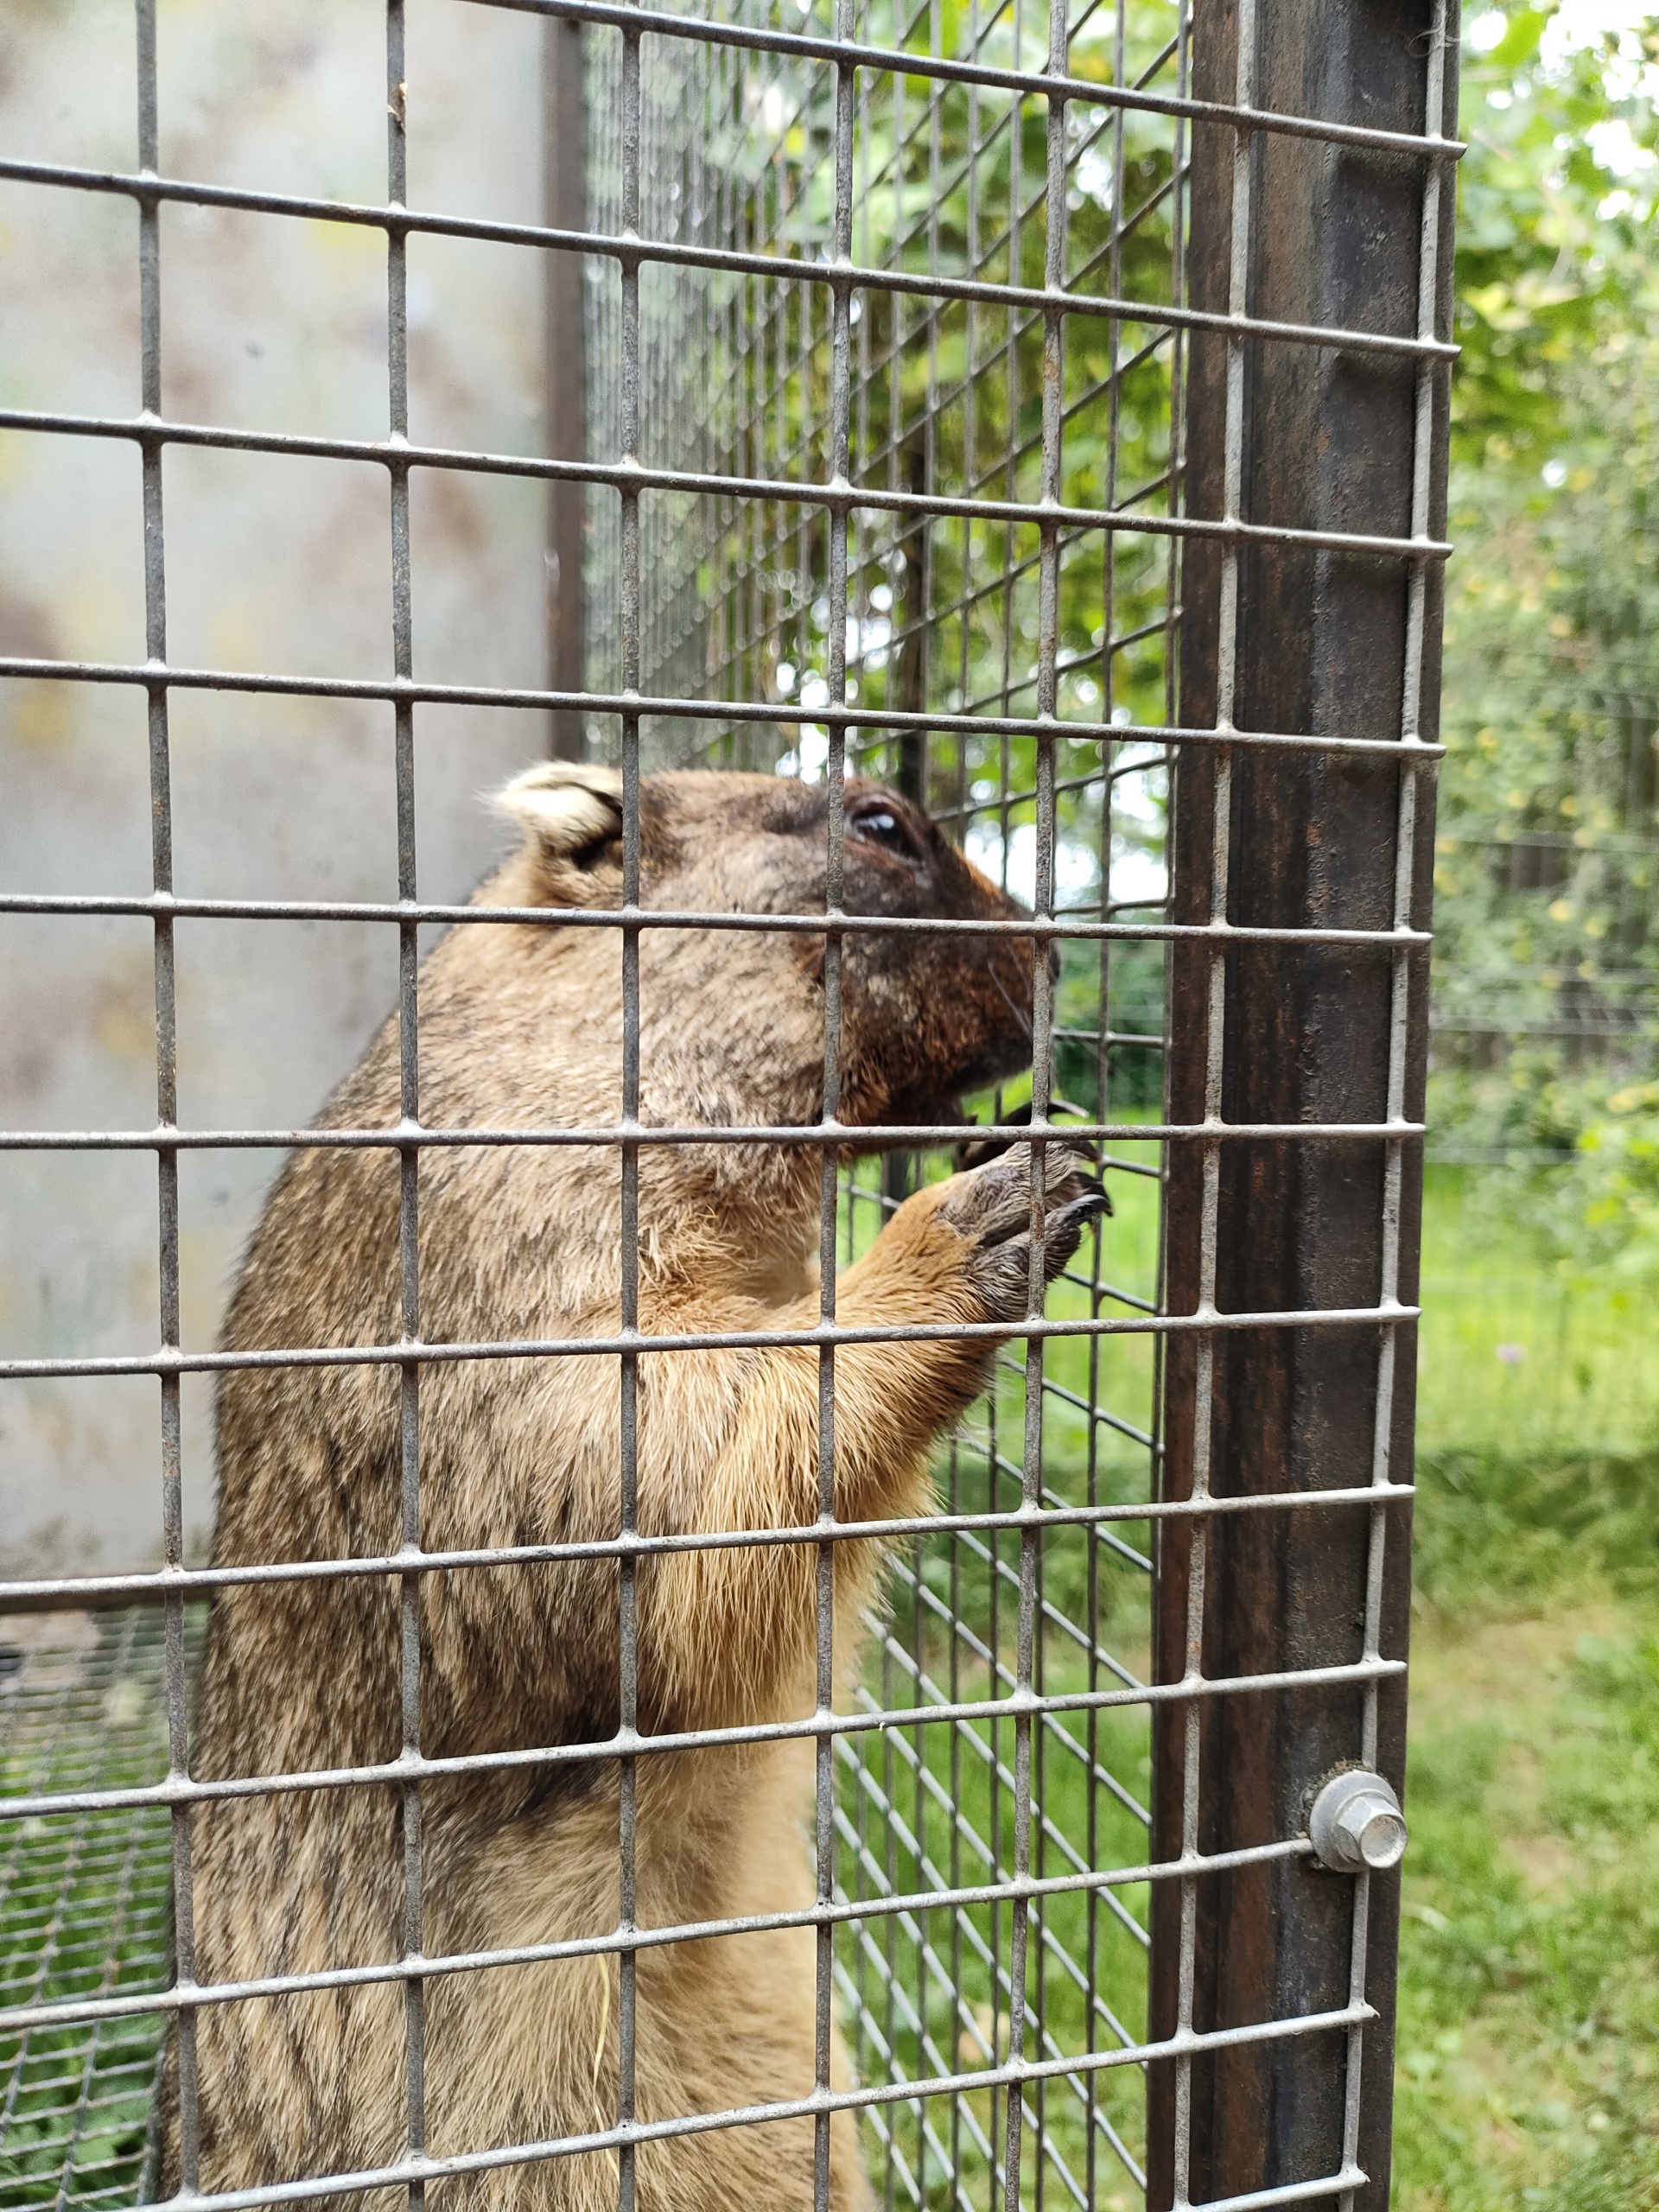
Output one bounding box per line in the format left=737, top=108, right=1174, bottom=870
left=850, top=804, right=922, bottom=860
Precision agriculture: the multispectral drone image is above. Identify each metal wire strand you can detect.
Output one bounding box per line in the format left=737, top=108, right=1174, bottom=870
left=128, top=0, right=202, bottom=2194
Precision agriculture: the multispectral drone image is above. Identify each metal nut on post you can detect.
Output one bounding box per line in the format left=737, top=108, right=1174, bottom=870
left=1308, top=1770, right=1408, bottom=1875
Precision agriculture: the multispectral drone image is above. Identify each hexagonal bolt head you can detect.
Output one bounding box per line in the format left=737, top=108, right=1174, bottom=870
left=1307, top=1769, right=1408, bottom=1874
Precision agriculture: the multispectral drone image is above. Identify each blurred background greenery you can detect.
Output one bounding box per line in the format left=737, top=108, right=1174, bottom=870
left=1389, top=7, right=1658, bottom=2203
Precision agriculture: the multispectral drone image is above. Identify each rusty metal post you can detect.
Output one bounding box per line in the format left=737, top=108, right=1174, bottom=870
left=543, top=13, right=587, bottom=761
left=1149, top=3, right=1456, bottom=2208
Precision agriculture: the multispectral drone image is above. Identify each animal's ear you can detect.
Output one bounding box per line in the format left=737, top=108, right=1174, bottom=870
left=491, top=761, right=625, bottom=903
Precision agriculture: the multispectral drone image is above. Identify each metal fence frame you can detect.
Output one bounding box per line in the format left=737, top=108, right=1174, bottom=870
left=0, top=1, right=1457, bottom=2207
left=1150, top=4, right=1454, bottom=2206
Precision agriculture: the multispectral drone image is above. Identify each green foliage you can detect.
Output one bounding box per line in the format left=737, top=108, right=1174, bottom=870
left=1433, top=2, right=1659, bottom=1176
left=1488, top=1071, right=1659, bottom=1284
left=1433, top=341, right=1659, bottom=1077
left=1430, top=1069, right=1659, bottom=1284
left=696, top=4, right=1188, bottom=741
left=1452, top=3, right=1659, bottom=476
left=1579, top=1076, right=1659, bottom=1277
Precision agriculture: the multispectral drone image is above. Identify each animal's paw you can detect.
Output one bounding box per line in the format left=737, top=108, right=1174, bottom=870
left=953, top=1096, right=1095, bottom=1173
left=935, top=1146, right=1108, bottom=1324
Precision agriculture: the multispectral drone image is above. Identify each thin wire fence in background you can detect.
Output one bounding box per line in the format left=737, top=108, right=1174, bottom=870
left=1421, top=596, right=1657, bottom=1452
left=576, top=0, right=1450, bottom=2200
left=1415, top=1268, right=1659, bottom=1455
left=1431, top=632, right=1659, bottom=1071
left=0, top=1612, right=205, bottom=2212
left=582, top=10, right=1185, bottom=2196
left=0, top=1, right=1454, bottom=2207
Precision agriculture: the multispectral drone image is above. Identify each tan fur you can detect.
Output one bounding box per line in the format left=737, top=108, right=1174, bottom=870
left=163, top=769, right=1095, bottom=2209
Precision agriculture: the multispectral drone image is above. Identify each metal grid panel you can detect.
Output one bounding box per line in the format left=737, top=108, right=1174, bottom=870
left=0, top=1611, right=201, bottom=2212
left=0, top=3, right=1455, bottom=2209
left=575, top=10, right=1194, bottom=2202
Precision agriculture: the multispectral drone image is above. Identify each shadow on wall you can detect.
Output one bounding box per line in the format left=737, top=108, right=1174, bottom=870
left=0, top=0, right=558, bottom=1572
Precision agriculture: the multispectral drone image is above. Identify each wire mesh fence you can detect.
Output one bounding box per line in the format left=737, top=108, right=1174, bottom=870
left=1415, top=1257, right=1659, bottom=1459
left=0, top=1611, right=204, bottom=2212
left=0, top=0, right=1455, bottom=2207
left=579, top=16, right=1188, bottom=2194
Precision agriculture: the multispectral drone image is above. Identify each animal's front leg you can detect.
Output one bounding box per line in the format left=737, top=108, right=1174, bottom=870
left=644, top=1149, right=1103, bottom=1729
left=826, top=1145, right=1106, bottom=1502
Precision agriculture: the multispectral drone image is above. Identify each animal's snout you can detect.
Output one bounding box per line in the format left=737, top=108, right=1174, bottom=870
left=1048, top=940, right=1062, bottom=987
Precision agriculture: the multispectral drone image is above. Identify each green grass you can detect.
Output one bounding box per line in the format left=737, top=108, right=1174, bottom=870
left=1394, top=1448, right=1659, bottom=2209
left=1419, top=1166, right=1659, bottom=1454
left=1398, top=1169, right=1659, bottom=2202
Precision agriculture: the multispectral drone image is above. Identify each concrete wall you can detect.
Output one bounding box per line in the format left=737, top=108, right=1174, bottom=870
left=1, top=0, right=556, bottom=1571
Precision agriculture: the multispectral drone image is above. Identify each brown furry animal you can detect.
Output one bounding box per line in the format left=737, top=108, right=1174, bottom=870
left=164, top=766, right=1099, bottom=2211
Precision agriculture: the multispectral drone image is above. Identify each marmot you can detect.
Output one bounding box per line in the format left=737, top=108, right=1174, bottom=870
left=165, top=766, right=1101, bottom=2210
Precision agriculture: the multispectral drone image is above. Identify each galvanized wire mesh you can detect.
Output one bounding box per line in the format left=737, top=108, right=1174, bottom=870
left=0, top=1, right=1454, bottom=2208
left=581, top=10, right=1186, bottom=2196
left=1431, top=599, right=1659, bottom=1063
left=0, top=1611, right=204, bottom=2212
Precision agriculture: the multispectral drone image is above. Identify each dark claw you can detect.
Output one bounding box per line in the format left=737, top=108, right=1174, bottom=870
left=954, top=1096, right=1094, bottom=1173
left=1057, top=1178, right=1112, bottom=1225
left=976, top=1176, right=1112, bottom=1254
left=1045, top=1184, right=1110, bottom=1260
